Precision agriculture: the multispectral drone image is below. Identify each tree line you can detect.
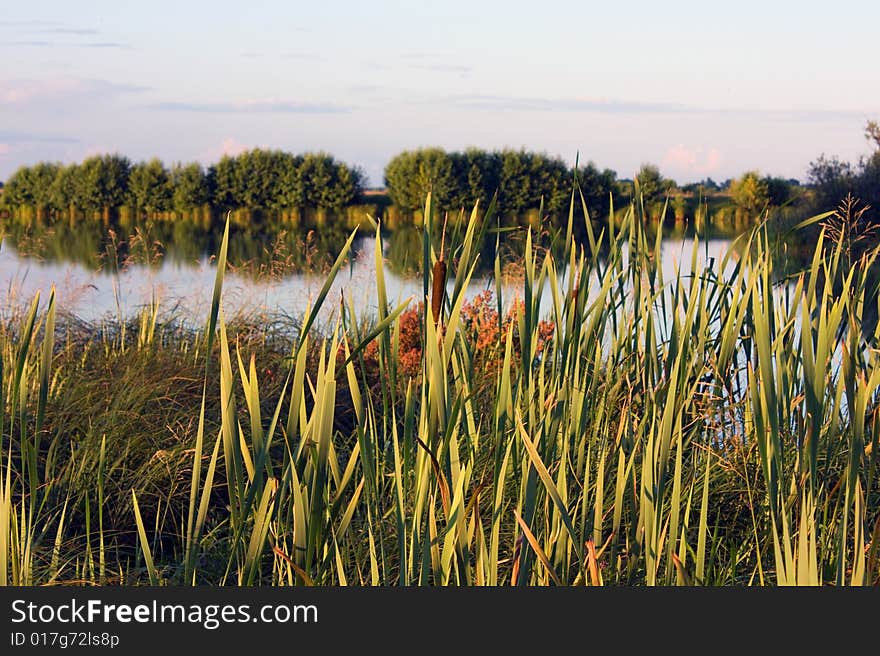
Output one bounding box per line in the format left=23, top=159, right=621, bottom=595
left=383, top=149, right=813, bottom=223
left=0, top=150, right=365, bottom=221
left=384, top=147, right=617, bottom=220
left=6, top=135, right=877, bottom=229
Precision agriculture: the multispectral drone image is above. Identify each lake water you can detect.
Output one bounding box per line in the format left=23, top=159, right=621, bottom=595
left=0, top=226, right=738, bottom=328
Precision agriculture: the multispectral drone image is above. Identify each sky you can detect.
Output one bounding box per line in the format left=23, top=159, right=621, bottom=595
left=2, top=0, right=879, bottom=187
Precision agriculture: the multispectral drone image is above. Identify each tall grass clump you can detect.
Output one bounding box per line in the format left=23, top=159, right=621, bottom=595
left=1, top=185, right=879, bottom=586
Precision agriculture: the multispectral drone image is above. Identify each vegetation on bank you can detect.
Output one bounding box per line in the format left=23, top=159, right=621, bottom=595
left=0, top=150, right=366, bottom=223
left=384, top=147, right=587, bottom=218
left=4, top=119, right=878, bottom=236
left=807, top=120, right=880, bottom=214
left=384, top=150, right=806, bottom=226
left=1, top=187, right=879, bottom=586
left=0, top=143, right=837, bottom=234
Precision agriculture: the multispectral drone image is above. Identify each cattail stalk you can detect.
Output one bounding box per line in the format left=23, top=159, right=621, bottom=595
left=431, top=214, right=449, bottom=326
left=431, top=257, right=446, bottom=326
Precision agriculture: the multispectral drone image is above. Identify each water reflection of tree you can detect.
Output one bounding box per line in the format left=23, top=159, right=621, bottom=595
left=385, top=226, right=423, bottom=275
left=384, top=222, right=565, bottom=279
left=384, top=213, right=749, bottom=280
left=0, top=214, right=354, bottom=277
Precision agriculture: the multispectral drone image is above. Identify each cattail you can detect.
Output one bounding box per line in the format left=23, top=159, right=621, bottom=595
left=431, top=214, right=449, bottom=326
left=431, top=257, right=446, bottom=326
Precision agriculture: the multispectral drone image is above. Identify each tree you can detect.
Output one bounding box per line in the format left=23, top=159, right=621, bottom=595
left=231, top=148, right=292, bottom=210
left=577, top=161, right=617, bottom=219
left=729, top=171, right=770, bottom=213
left=857, top=120, right=880, bottom=209
left=385, top=147, right=575, bottom=221
left=498, top=149, right=532, bottom=218
left=635, top=164, right=665, bottom=204
left=3, top=166, right=36, bottom=208
left=763, top=176, right=795, bottom=207
left=300, top=152, right=334, bottom=209
left=323, top=161, right=364, bottom=210
left=170, top=162, right=211, bottom=213
left=274, top=153, right=305, bottom=210
left=802, top=123, right=880, bottom=213
left=78, top=154, right=131, bottom=220
left=5, top=150, right=368, bottom=223
left=30, top=162, right=61, bottom=217
left=233, top=149, right=266, bottom=209
left=807, top=155, right=856, bottom=210
left=527, top=152, right=569, bottom=214
left=856, top=151, right=880, bottom=210
left=384, top=148, right=457, bottom=212
left=128, top=158, right=171, bottom=215
left=412, top=148, right=456, bottom=210
left=1, top=163, right=60, bottom=218
left=866, top=120, right=880, bottom=151
left=49, top=164, right=80, bottom=218
left=209, top=155, right=241, bottom=210
left=459, top=148, right=501, bottom=209
left=384, top=150, right=419, bottom=211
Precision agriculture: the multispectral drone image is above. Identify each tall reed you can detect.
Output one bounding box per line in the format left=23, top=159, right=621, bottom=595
left=1, top=188, right=878, bottom=586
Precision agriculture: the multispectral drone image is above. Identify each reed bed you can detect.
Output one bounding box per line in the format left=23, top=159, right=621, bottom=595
left=1, top=188, right=878, bottom=586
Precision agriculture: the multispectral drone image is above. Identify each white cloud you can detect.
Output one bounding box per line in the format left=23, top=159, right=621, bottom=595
left=0, top=77, right=146, bottom=105
left=194, top=137, right=252, bottom=164
left=221, top=137, right=248, bottom=157
left=662, top=144, right=722, bottom=178
left=148, top=98, right=348, bottom=114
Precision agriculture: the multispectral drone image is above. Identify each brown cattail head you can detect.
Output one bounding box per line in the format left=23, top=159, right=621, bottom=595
left=431, top=213, right=449, bottom=326
left=431, top=257, right=446, bottom=326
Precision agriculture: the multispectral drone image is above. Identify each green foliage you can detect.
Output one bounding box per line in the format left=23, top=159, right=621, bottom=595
left=764, top=176, right=797, bottom=206
left=727, top=172, right=802, bottom=229
left=671, top=192, right=686, bottom=221
left=4, top=163, right=61, bottom=217
left=384, top=148, right=456, bottom=211
left=808, top=155, right=858, bottom=210
left=29, top=163, right=62, bottom=213
left=575, top=161, right=617, bottom=219
left=635, top=163, right=667, bottom=203
left=682, top=177, right=721, bottom=194
left=232, top=149, right=284, bottom=209
left=454, top=148, right=501, bottom=209
left=385, top=147, right=573, bottom=220
left=497, top=149, right=532, bottom=217
left=857, top=152, right=880, bottom=210
left=77, top=154, right=132, bottom=214
left=327, top=160, right=365, bottom=209
left=1, top=150, right=364, bottom=220
left=3, top=190, right=878, bottom=587
left=49, top=164, right=80, bottom=212
left=210, top=154, right=241, bottom=210
left=128, top=159, right=172, bottom=214
left=298, top=151, right=364, bottom=210
left=211, top=149, right=363, bottom=211
left=807, top=120, right=880, bottom=215
left=2, top=166, right=35, bottom=207
left=498, top=149, right=569, bottom=218
left=170, top=162, right=211, bottom=213
left=866, top=120, right=880, bottom=151
left=729, top=170, right=770, bottom=212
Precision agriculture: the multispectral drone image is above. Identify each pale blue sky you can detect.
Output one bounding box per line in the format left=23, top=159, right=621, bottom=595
left=2, top=0, right=879, bottom=185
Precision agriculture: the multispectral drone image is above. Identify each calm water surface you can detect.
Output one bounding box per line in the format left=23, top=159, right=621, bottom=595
left=0, top=230, right=737, bottom=326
